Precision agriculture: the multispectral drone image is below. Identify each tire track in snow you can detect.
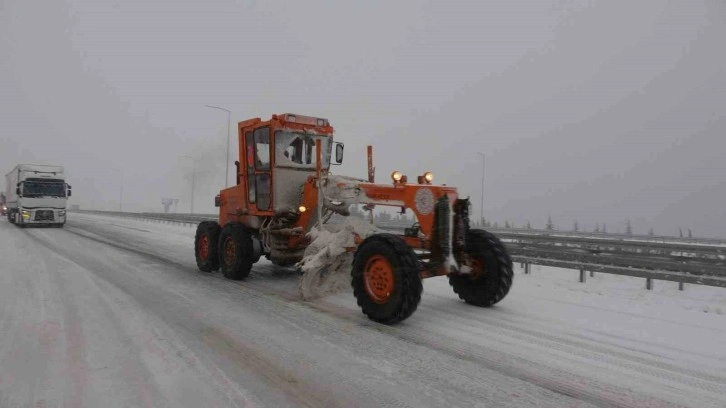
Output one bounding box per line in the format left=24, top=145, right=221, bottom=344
left=414, top=302, right=726, bottom=405
left=30, top=224, right=432, bottom=408
left=56, top=217, right=599, bottom=408
left=57, top=215, right=725, bottom=408
left=421, top=294, right=726, bottom=386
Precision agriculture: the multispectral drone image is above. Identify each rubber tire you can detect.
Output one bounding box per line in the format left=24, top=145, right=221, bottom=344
left=195, top=221, right=221, bottom=272
left=8, top=211, right=14, bottom=224
left=352, top=234, right=423, bottom=325
left=448, top=229, right=513, bottom=307
left=16, top=213, right=26, bottom=228
left=218, top=222, right=254, bottom=280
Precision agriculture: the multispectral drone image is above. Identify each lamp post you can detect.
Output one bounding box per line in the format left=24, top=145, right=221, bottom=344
left=477, top=152, right=485, bottom=226
left=180, top=156, right=196, bottom=214
left=110, top=168, right=123, bottom=212
left=204, top=104, right=232, bottom=188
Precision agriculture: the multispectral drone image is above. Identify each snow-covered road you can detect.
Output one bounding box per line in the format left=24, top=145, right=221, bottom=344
left=1, top=213, right=725, bottom=408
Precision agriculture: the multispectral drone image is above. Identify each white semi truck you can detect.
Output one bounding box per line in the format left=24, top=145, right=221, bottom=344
left=4, top=164, right=72, bottom=228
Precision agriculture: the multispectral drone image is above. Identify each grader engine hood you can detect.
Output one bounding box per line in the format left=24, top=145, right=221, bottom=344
left=319, top=174, right=458, bottom=217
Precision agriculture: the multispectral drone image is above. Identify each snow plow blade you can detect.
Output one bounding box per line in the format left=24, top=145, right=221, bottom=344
left=296, top=219, right=380, bottom=300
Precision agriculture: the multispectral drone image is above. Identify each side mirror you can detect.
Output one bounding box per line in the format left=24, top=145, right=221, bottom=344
left=332, top=142, right=344, bottom=165
left=16, top=187, right=21, bottom=196
left=67, top=184, right=72, bottom=197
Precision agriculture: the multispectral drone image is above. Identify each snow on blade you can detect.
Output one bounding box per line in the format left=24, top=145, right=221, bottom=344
left=297, top=217, right=381, bottom=300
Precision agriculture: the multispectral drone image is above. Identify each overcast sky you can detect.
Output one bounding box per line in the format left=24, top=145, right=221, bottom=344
left=1, top=0, right=724, bottom=237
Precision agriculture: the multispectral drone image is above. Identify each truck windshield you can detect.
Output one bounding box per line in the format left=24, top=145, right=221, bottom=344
left=275, top=131, right=331, bottom=169
left=23, top=179, right=66, bottom=198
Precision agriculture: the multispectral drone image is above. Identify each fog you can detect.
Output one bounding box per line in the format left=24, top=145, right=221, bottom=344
left=1, top=0, right=724, bottom=237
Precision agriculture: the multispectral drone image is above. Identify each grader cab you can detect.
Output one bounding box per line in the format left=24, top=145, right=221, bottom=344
left=194, top=113, right=513, bottom=324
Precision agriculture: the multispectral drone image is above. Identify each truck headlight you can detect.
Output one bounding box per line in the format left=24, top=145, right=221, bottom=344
left=21, top=210, right=31, bottom=218
left=59, top=210, right=66, bottom=216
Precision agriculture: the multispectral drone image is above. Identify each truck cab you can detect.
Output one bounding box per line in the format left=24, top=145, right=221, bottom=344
left=5, top=164, right=71, bottom=228
left=213, top=113, right=343, bottom=266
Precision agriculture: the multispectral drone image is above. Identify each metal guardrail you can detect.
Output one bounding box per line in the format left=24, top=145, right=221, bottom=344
left=70, top=210, right=726, bottom=289
left=482, top=227, right=726, bottom=246
left=73, top=210, right=216, bottom=226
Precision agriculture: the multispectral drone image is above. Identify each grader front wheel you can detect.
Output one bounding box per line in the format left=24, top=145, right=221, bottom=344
left=449, top=229, right=513, bottom=307
left=352, top=234, right=423, bottom=325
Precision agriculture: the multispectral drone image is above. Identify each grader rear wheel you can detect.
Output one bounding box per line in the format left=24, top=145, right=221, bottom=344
left=448, top=229, right=513, bottom=307
left=195, top=221, right=221, bottom=272
left=352, top=234, right=423, bottom=325
left=218, top=223, right=254, bottom=280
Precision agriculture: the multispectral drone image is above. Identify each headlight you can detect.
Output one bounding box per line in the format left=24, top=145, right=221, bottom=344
left=423, top=172, right=434, bottom=182
left=391, top=171, right=403, bottom=182
left=59, top=210, right=66, bottom=216
left=298, top=205, right=307, bottom=213
left=21, top=210, right=31, bottom=218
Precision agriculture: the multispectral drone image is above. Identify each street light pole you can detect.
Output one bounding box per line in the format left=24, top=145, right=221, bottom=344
left=204, top=104, right=232, bottom=188
left=477, top=152, right=485, bottom=226
left=180, top=156, right=195, bottom=214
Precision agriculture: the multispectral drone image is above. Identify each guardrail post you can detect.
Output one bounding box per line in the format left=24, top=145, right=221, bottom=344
left=579, top=267, right=586, bottom=283
left=678, top=282, right=684, bottom=291
left=646, top=278, right=653, bottom=290
left=589, top=270, right=594, bottom=278
left=524, top=262, right=530, bottom=275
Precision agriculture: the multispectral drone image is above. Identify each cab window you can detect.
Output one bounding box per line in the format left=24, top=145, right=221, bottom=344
left=275, top=131, right=331, bottom=169
left=254, top=127, right=270, bottom=170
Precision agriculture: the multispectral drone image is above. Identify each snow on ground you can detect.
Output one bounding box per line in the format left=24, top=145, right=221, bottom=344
left=3, top=212, right=726, bottom=408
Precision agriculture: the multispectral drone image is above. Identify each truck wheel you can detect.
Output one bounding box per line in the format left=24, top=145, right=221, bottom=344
left=448, top=229, right=513, bottom=307
left=195, top=221, right=221, bottom=272
left=352, top=234, right=423, bottom=325
left=218, top=223, right=254, bottom=280
left=16, top=213, right=26, bottom=228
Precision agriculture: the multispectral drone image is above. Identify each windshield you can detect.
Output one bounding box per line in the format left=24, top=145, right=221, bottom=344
left=275, top=131, right=331, bottom=169
left=22, top=179, right=66, bottom=198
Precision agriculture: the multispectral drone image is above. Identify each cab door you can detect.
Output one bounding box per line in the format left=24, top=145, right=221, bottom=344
left=245, top=127, right=272, bottom=211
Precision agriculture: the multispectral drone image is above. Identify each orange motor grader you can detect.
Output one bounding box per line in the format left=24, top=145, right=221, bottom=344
left=194, top=113, right=513, bottom=324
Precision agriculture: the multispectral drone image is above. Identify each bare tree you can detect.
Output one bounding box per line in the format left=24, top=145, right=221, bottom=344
left=626, top=219, right=633, bottom=236
left=648, top=228, right=654, bottom=236
left=546, top=215, right=554, bottom=231
left=573, top=220, right=579, bottom=232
